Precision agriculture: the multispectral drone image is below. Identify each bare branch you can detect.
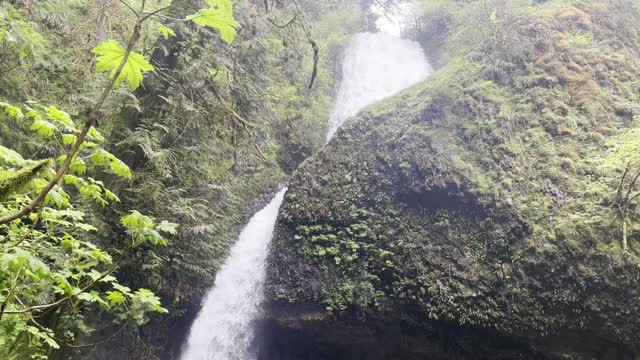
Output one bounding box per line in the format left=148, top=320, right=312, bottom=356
left=141, top=5, right=173, bottom=22
left=2, top=265, right=117, bottom=316
left=2, top=297, right=68, bottom=315
left=212, top=89, right=256, bottom=129
left=268, top=14, right=299, bottom=29
left=118, top=0, right=138, bottom=16
left=624, top=168, right=640, bottom=203
left=282, top=0, right=320, bottom=91
left=30, top=313, right=130, bottom=349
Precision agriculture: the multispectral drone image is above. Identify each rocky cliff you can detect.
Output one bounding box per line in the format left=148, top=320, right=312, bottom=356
left=263, top=1, right=640, bottom=359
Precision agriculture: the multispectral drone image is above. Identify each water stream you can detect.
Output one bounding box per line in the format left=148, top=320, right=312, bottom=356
left=180, top=31, right=431, bottom=360
left=180, top=189, right=287, bottom=360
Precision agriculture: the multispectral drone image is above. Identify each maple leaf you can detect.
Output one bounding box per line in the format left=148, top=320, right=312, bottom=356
left=92, top=40, right=154, bottom=90
left=158, top=25, right=176, bottom=40
left=187, top=0, right=240, bottom=44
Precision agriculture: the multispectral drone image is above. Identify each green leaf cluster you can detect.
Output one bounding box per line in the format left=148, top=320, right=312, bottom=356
left=187, top=0, right=240, bottom=44
left=0, top=101, right=173, bottom=359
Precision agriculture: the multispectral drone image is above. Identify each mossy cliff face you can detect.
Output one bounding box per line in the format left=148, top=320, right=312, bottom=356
left=264, top=1, right=640, bottom=358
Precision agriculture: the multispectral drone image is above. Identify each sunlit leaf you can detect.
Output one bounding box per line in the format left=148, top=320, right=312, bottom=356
left=89, top=149, right=132, bottom=179
left=0, top=102, right=24, bottom=119
left=187, top=0, right=239, bottom=44
left=30, top=119, right=57, bottom=137
left=106, top=290, right=126, bottom=306
left=92, top=40, right=154, bottom=90
left=158, top=25, right=176, bottom=40
left=0, top=145, right=24, bottom=165
left=46, top=105, right=75, bottom=129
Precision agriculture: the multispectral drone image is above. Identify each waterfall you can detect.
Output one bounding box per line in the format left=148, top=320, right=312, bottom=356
left=326, top=32, right=432, bottom=141
left=180, top=190, right=287, bottom=360
left=180, top=32, right=431, bottom=360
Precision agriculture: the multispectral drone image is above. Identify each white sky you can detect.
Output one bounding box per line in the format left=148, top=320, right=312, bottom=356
left=372, top=1, right=418, bottom=37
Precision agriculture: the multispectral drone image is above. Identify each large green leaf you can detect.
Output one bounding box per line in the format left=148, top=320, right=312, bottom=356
left=187, top=0, right=239, bottom=44
left=46, top=105, right=74, bottom=129
left=0, top=102, right=24, bottom=120
left=0, top=145, right=24, bottom=165
left=89, top=149, right=132, bottom=179
left=30, top=119, right=57, bottom=137
left=92, top=40, right=154, bottom=90
left=158, top=25, right=176, bottom=40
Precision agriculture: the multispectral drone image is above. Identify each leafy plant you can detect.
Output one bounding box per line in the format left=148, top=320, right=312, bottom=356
left=0, top=0, right=238, bottom=358
left=188, top=0, right=240, bottom=44
left=93, top=40, right=155, bottom=90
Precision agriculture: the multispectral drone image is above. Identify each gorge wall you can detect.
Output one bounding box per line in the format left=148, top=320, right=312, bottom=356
left=263, top=0, right=640, bottom=358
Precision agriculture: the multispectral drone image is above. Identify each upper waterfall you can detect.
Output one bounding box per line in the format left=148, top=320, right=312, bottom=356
left=326, top=32, right=432, bottom=141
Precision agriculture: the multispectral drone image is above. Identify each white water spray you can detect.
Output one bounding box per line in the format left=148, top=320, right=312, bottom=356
left=180, top=190, right=286, bottom=360
left=326, top=33, right=432, bottom=141
left=181, top=30, right=431, bottom=360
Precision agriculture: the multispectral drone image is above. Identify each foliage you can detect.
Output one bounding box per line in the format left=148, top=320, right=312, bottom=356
left=0, top=0, right=359, bottom=358
left=187, top=0, right=239, bottom=44
left=93, top=40, right=154, bottom=90
left=0, top=0, right=246, bottom=358
left=0, top=102, right=172, bottom=359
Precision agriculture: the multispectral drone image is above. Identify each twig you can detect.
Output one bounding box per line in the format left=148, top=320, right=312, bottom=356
left=2, top=265, right=117, bottom=316
left=212, top=89, right=256, bottom=129
left=289, top=0, right=319, bottom=91
left=2, top=297, right=68, bottom=315
left=29, top=313, right=130, bottom=349
left=141, top=5, right=173, bottom=22
left=267, top=14, right=299, bottom=29
left=242, top=124, right=268, bottom=161
left=0, top=265, right=24, bottom=321
left=118, top=0, right=139, bottom=16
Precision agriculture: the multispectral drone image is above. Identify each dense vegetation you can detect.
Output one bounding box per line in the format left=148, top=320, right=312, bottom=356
left=0, top=0, right=365, bottom=358
left=266, top=0, right=640, bottom=358
left=5, top=0, right=640, bottom=358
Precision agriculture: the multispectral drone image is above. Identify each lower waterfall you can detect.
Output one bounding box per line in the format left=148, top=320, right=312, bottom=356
left=180, top=190, right=287, bottom=360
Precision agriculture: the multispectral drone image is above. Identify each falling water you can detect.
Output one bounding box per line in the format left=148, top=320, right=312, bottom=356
left=326, top=32, right=432, bottom=141
left=181, top=31, right=431, bottom=360
left=180, top=190, right=286, bottom=360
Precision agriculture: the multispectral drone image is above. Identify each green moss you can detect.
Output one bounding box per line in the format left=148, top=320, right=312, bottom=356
left=0, top=159, right=53, bottom=200
left=267, top=0, right=640, bottom=356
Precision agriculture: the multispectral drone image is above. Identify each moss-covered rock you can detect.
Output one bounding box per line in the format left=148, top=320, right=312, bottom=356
left=264, top=0, right=640, bottom=358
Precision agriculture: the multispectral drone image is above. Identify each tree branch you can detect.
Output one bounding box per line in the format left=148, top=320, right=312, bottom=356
left=2, top=297, right=68, bottom=315
left=289, top=0, right=319, bottom=90
left=118, top=0, right=138, bottom=16
left=2, top=265, right=117, bottom=316
left=30, top=314, right=130, bottom=349
left=212, top=89, right=256, bottom=129
left=0, top=265, right=24, bottom=321
left=624, top=167, right=640, bottom=204
left=267, top=14, right=299, bottom=29
left=141, top=5, right=173, bottom=22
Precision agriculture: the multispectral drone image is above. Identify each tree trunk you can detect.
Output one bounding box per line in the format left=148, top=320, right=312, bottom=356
left=96, top=0, right=109, bottom=42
